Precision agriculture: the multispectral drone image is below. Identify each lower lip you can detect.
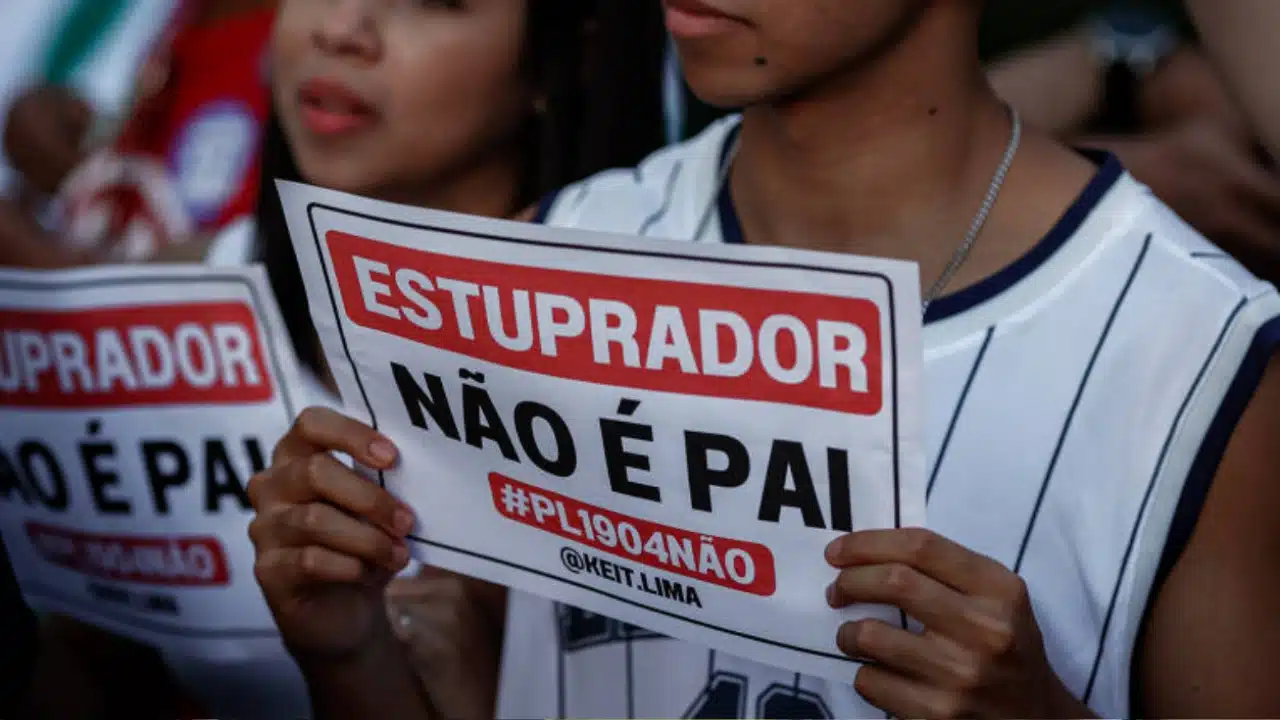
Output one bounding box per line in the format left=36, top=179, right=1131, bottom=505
left=664, top=4, right=742, bottom=38
left=298, top=102, right=376, bottom=137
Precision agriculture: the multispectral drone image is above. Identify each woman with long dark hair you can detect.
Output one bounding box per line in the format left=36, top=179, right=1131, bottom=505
left=27, top=1, right=667, bottom=718
left=243, top=0, right=667, bottom=381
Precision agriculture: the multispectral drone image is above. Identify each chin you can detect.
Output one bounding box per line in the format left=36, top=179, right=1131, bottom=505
left=682, top=64, right=774, bottom=109
left=294, top=154, right=380, bottom=196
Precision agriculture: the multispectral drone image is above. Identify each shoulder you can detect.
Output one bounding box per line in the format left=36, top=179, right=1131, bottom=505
left=537, top=116, right=741, bottom=238
left=1104, top=174, right=1280, bottom=332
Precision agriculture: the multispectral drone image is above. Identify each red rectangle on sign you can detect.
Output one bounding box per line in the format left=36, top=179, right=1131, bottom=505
left=489, top=473, right=777, bottom=596
left=25, top=521, right=230, bottom=587
left=0, top=301, right=274, bottom=408
left=327, top=231, right=883, bottom=415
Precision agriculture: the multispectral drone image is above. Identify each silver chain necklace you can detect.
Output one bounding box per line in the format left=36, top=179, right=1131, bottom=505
left=695, top=105, right=1023, bottom=316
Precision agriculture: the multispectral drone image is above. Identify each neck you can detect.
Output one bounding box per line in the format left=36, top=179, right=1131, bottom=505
left=731, top=5, right=1011, bottom=267
left=376, top=139, right=525, bottom=221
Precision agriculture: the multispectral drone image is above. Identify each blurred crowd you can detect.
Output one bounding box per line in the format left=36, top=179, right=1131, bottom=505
left=3, top=0, right=1280, bottom=278
left=1, top=0, right=1279, bottom=718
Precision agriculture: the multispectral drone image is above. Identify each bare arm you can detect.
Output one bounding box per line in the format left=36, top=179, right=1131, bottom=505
left=1188, top=0, right=1280, bottom=161
left=1139, top=357, right=1280, bottom=716
left=386, top=571, right=507, bottom=720
left=296, top=626, right=439, bottom=720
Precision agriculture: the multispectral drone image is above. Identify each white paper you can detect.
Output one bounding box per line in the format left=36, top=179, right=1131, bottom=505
left=280, top=180, right=926, bottom=681
left=0, top=264, right=303, bottom=661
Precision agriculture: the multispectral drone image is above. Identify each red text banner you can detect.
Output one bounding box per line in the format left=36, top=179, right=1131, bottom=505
left=0, top=302, right=274, bottom=408
left=490, top=472, right=777, bottom=596
left=327, top=230, right=883, bottom=415
left=26, top=521, right=231, bottom=587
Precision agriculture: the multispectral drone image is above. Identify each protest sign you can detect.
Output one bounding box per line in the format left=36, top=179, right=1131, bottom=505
left=279, top=181, right=926, bottom=681
left=0, top=264, right=302, bottom=661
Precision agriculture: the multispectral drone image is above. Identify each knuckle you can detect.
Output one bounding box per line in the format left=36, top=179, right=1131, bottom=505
left=977, top=615, right=1018, bottom=658
left=245, top=470, right=272, bottom=509
left=299, top=503, right=328, bottom=536
left=300, top=546, right=328, bottom=576
left=303, top=453, right=330, bottom=488
left=903, top=527, right=938, bottom=563
left=948, top=655, right=984, bottom=692
left=883, top=563, right=917, bottom=598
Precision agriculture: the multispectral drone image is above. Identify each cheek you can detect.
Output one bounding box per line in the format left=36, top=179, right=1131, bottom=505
left=378, top=49, right=528, bottom=167
left=268, top=13, right=308, bottom=114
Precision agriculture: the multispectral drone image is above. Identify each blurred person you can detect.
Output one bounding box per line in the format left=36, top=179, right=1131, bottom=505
left=988, top=1, right=1280, bottom=283
left=244, top=3, right=664, bottom=715
left=0, top=0, right=179, bottom=193
left=15, top=0, right=665, bottom=719
left=248, top=0, right=1280, bottom=719
left=673, top=0, right=1280, bottom=282
left=1186, top=0, right=1280, bottom=174
left=0, top=0, right=275, bottom=268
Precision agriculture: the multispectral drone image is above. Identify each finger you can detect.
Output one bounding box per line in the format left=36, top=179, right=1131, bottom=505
left=277, top=502, right=409, bottom=572
left=828, top=564, right=988, bottom=645
left=274, top=406, right=398, bottom=469
left=838, top=619, right=976, bottom=686
left=255, top=546, right=364, bottom=594
left=245, top=467, right=285, bottom=512
left=826, top=528, right=1011, bottom=595
left=302, top=453, right=415, bottom=537
left=854, top=663, right=968, bottom=720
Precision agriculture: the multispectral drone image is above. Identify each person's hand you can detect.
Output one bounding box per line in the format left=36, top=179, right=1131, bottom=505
left=385, top=566, right=506, bottom=720
left=3, top=86, right=93, bottom=194
left=1098, top=120, right=1280, bottom=282
left=247, top=407, right=415, bottom=659
left=826, top=529, right=1092, bottom=719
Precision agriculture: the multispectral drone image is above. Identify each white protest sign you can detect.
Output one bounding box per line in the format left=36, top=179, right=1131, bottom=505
left=0, top=264, right=302, bottom=661
left=280, top=181, right=926, bottom=681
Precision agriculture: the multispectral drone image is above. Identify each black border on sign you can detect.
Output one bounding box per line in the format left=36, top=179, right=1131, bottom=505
left=0, top=272, right=296, bottom=638
left=305, top=202, right=907, bottom=663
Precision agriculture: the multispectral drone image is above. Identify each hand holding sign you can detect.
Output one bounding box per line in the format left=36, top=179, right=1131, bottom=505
left=279, top=182, right=928, bottom=680
left=246, top=407, right=414, bottom=658
left=825, top=528, right=1087, bottom=719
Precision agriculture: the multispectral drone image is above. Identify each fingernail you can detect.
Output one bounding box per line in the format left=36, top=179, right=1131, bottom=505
left=393, top=508, right=415, bottom=536
left=392, top=543, right=410, bottom=569
left=369, top=438, right=397, bottom=466
left=824, top=539, right=840, bottom=565
left=826, top=582, right=837, bottom=607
